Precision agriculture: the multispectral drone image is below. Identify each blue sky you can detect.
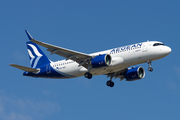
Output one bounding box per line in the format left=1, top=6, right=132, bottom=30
left=1, top=0, right=180, bottom=119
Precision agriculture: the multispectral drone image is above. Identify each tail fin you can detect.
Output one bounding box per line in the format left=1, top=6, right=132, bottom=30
left=25, top=31, right=51, bottom=68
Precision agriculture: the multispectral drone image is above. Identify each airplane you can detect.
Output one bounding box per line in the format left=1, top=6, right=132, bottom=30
left=10, top=30, right=172, bottom=87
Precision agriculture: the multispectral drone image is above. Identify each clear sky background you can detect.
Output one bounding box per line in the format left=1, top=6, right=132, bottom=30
left=1, top=0, right=180, bottom=120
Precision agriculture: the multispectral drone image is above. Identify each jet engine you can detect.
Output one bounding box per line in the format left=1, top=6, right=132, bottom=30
left=91, top=54, right=112, bottom=68
left=125, top=67, right=145, bottom=81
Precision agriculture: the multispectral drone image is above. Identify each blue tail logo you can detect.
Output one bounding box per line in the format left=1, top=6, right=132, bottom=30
left=27, top=41, right=50, bottom=68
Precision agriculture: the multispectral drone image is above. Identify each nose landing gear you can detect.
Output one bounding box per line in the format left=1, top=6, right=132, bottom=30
left=147, top=61, right=153, bottom=72
left=148, top=67, right=153, bottom=72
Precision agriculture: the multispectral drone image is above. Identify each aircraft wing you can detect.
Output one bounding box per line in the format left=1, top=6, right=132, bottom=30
left=30, top=39, right=92, bottom=69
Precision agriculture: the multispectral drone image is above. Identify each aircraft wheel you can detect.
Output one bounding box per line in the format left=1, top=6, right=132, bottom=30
left=106, top=80, right=114, bottom=87
left=84, top=72, right=92, bottom=79
left=88, top=73, right=92, bottom=79
left=84, top=72, right=89, bottom=78
left=110, top=82, right=114, bottom=87
left=106, top=80, right=111, bottom=86
left=148, top=67, right=153, bottom=72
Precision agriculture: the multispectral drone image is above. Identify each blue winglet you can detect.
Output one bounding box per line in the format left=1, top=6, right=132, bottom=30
left=25, top=30, right=33, bottom=40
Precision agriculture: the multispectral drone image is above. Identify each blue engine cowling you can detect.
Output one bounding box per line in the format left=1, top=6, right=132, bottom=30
left=91, top=54, right=112, bottom=68
left=125, top=67, right=145, bottom=81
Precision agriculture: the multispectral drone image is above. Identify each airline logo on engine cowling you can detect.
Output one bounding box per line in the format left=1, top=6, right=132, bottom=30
left=110, top=43, right=142, bottom=53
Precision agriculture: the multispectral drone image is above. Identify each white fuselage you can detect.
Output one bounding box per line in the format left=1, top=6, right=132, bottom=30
left=50, top=41, right=171, bottom=78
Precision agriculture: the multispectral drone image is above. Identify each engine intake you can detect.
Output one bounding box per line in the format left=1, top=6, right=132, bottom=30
left=91, top=54, right=112, bottom=68
left=125, top=67, right=145, bottom=81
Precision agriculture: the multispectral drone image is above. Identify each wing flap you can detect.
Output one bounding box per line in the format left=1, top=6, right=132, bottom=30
left=10, top=64, right=39, bottom=72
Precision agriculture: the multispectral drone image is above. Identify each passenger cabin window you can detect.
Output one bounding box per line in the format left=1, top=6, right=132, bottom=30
left=153, top=43, right=165, bottom=46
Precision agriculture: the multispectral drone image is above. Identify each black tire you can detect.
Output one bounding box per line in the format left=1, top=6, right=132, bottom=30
left=106, top=81, right=114, bottom=87
left=148, top=67, right=153, bottom=72
left=110, top=82, right=114, bottom=87
left=88, top=73, right=92, bottom=79
left=84, top=72, right=93, bottom=79
left=84, top=72, right=89, bottom=78
left=106, top=80, right=111, bottom=86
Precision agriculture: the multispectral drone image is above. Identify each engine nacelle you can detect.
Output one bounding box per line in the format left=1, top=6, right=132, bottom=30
left=125, top=67, right=145, bottom=81
left=91, top=54, right=112, bottom=68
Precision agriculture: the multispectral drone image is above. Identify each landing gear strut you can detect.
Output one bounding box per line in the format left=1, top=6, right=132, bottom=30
left=147, top=61, right=153, bottom=72
left=84, top=64, right=93, bottom=79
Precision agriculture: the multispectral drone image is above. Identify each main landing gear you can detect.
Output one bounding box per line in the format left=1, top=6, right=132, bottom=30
left=106, top=75, right=114, bottom=87
left=106, top=80, right=114, bottom=87
left=84, top=72, right=115, bottom=87
left=84, top=63, right=115, bottom=87
left=84, top=64, right=93, bottom=79
left=84, top=72, right=92, bottom=79
left=147, top=60, right=153, bottom=72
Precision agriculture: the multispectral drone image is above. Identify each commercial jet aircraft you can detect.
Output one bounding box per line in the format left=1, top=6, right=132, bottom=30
left=10, top=30, right=171, bottom=87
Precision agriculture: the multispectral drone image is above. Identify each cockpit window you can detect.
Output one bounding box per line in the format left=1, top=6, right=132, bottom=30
left=153, top=43, right=165, bottom=46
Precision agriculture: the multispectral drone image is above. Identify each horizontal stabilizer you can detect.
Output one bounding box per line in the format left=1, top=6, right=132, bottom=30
left=9, top=64, right=39, bottom=73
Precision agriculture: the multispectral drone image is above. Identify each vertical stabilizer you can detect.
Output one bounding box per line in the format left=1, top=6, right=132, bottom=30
left=25, top=30, right=51, bottom=68
left=26, top=41, right=51, bottom=68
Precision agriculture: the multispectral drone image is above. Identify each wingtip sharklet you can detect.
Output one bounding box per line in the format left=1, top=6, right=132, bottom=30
left=25, top=30, right=33, bottom=40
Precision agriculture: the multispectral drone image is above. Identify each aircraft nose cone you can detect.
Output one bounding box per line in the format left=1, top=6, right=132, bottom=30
left=158, top=46, right=171, bottom=57
left=166, top=46, right=172, bottom=54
